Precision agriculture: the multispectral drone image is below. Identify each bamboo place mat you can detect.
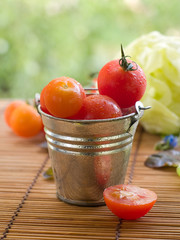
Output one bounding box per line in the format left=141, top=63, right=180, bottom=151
left=0, top=100, right=180, bottom=240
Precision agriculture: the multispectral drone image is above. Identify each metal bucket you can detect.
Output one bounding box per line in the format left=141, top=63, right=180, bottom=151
left=38, top=95, right=148, bottom=206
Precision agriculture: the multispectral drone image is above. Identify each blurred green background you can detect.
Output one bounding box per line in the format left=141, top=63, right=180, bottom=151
left=0, top=0, right=180, bottom=98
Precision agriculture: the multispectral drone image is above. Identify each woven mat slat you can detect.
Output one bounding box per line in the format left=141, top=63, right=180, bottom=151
left=1, top=100, right=180, bottom=240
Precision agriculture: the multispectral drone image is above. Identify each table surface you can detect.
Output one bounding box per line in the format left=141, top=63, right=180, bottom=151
left=1, top=100, right=180, bottom=240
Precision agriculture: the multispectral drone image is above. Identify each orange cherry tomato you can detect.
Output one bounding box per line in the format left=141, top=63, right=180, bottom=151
left=103, top=184, right=157, bottom=220
left=44, top=77, right=86, bottom=118
left=10, top=104, right=43, bottom=138
left=40, top=85, right=50, bottom=114
left=4, top=100, right=25, bottom=127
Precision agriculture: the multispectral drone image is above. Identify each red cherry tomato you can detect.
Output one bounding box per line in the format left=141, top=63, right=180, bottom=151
left=97, top=46, right=147, bottom=108
left=44, top=77, right=86, bottom=118
left=121, top=106, right=135, bottom=116
left=90, top=77, right=98, bottom=94
left=103, top=184, right=157, bottom=220
left=70, top=94, right=122, bottom=120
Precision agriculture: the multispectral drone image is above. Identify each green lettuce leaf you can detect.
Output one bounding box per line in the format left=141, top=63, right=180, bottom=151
left=126, top=31, right=180, bottom=135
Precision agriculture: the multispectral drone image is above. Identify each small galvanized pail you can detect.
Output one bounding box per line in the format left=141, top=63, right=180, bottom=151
left=38, top=94, right=149, bottom=206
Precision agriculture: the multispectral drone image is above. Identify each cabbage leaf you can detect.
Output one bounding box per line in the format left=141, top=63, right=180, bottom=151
left=126, top=31, right=180, bottom=135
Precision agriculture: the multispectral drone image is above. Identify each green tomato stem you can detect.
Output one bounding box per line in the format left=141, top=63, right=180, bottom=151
left=119, top=44, right=138, bottom=72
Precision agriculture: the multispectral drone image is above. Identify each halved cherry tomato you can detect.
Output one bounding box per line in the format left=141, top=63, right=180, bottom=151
left=44, top=77, right=86, bottom=118
left=97, top=46, right=147, bottom=108
left=10, top=104, right=43, bottom=138
left=4, top=100, right=25, bottom=127
left=70, top=94, right=122, bottom=120
left=103, top=184, right=157, bottom=220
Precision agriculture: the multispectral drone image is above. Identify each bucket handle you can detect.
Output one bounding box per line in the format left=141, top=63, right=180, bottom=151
left=128, top=101, right=151, bottom=132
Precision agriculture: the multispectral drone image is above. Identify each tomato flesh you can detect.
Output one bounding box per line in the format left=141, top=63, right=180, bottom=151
left=103, top=184, right=157, bottom=220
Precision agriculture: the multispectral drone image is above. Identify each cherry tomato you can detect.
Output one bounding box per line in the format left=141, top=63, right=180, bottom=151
left=97, top=46, right=147, bottom=108
left=4, top=100, right=25, bottom=127
left=90, top=77, right=98, bottom=94
left=10, top=104, right=43, bottom=138
left=121, top=106, right=135, bottom=116
left=40, top=85, right=50, bottom=114
left=103, top=184, right=157, bottom=220
left=70, top=94, right=122, bottom=120
left=44, top=77, right=86, bottom=118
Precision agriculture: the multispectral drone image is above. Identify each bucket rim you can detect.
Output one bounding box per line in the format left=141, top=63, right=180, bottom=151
left=38, top=105, right=136, bottom=123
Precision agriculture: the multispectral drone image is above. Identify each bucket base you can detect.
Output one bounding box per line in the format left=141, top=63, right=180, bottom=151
left=57, top=193, right=106, bottom=207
